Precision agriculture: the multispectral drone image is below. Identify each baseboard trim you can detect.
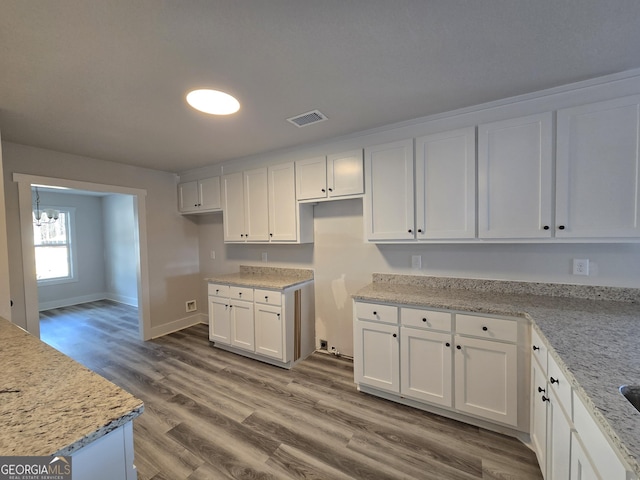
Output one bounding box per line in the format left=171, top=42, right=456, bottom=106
left=39, top=293, right=108, bottom=312
left=150, top=313, right=207, bottom=338
left=105, top=293, right=138, bottom=307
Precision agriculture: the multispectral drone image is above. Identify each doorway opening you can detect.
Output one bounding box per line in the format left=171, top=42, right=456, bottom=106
left=14, top=173, right=151, bottom=340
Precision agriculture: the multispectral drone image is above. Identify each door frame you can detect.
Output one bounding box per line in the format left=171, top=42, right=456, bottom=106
left=13, top=173, right=151, bottom=340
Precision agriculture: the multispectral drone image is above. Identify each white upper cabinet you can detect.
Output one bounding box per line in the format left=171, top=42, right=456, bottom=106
left=223, top=163, right=312, bottom=244
left=416, top=127, right=476, bottom=239
left=178, top=176, right=221, bottom=214
left=478, top=112, right=553, bottom=239
left=222, top=172, right=246, bottom=242
left=295, top=150, right=364, bottom=201
left=268, top=162, right=297, bottom=242
left=365, top=139, right=415, bottom=241
left=556, top=95, right=640, bottom=238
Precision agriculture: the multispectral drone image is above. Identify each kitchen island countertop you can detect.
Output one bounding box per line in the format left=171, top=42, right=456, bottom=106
left=354, top=274, right=640, bottom=477
left=0, top=317, right=144, bottom=456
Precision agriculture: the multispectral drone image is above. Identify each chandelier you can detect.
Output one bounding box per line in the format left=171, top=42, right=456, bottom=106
left=33, top=187, right=59, bottom=226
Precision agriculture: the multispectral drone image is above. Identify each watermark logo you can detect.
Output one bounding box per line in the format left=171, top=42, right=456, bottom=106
left=0, top=456, right=72, bottom=480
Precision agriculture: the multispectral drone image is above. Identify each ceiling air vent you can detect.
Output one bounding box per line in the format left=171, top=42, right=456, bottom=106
left=286, top=109, right=328, bottom=128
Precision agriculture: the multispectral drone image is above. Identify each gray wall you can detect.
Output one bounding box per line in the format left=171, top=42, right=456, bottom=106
left=103, top=194, right=138, bottom=306
left=35, top=190, right=106, bottom=310
left=3, top=141, right=201, bottom=333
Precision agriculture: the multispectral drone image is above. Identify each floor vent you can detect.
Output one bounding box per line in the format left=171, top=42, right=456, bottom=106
left=286, top=109, right=328, bottom=128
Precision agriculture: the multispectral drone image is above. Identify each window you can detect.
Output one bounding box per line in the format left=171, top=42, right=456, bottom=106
left=33, top=208, right=76, bottom=284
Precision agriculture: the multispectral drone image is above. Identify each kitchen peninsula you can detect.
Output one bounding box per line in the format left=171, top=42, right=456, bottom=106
left=0, top=317, right=143, bottom=479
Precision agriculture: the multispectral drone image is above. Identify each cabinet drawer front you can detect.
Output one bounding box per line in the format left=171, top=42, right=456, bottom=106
left=401, top=307, right=452, bottom=331
left=254, top=289, right=282, bottom=306
left=531, top=327, right=548, bottom=372
left=229, top=286, right=254, bottom=301
left=547, top=354, right=572, bottom=414
left=456, top=314, right=517, bottom=343
left=355, top=302, right=398, bottom=324
left=208, top=283, right=230, bottom=298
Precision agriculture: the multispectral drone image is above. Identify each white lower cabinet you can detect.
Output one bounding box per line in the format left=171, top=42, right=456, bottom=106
left=208, top=281, right=315, bottom=368
left=354, top=301, right=523, bottom=430
left=530, top=327, right=633, bottom=480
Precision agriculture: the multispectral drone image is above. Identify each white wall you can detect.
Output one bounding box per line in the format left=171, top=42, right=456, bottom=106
left=103, top=194, right=138, bottom=306
left=35, top=190, right=107, bottom=310
left=193, top=71, right=640, bottom=357
left=2, top=142, right=201, bottom=334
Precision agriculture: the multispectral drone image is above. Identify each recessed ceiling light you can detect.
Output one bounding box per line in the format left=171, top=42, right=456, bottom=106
left=186, top=89, right=240, bottom=115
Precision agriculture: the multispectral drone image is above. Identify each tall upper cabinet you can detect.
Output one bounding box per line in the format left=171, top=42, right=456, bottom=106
left=416, top=127, right=476, bottom=240
left=364, top=139, right=415, bottom=241
left=556, top=95, right=640, bottom=238
left=478, top=112, right=553, bottom=239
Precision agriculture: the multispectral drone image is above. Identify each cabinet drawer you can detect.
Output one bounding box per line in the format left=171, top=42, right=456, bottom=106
left=229, top=286, right=254, bottom=301
left=531, top=327, right=548, bottom=372
left=208, top=283, right=229, bottom=298
left=255, top=289, right=282, bottom=306
left=401, top=307, right=452, bottom=332
left=547, top=354, right=572, bottom=415
left=355, top=302, right=398, bottom=324
left=455, top=314, right=517, bottom=343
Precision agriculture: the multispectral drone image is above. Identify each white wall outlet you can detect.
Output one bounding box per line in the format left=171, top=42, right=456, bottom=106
left=572, top=259, right=589, bottom=276
left=261, top=252, right=268, bottom=263
left=411, top=255, right=422, bottom=270
left=185, top=300, right=197, bottom=312
left=210, top=250, right=215, bottom=260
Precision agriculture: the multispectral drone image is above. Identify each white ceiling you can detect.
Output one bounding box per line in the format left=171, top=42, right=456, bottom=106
left=2, top=1, right=640, bottom=174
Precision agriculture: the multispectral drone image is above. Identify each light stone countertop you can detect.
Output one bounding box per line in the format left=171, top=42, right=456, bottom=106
left=0, top=317, right=144, bottom=456
left=206, top=265, right=314, bottom=290
left=354, top=275, right=640, bottom=477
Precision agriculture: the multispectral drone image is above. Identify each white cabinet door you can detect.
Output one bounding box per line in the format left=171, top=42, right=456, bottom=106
left=243, top=168, right=270, bottom=242
left=400, top=327, right=452, bottom=407
left=230, top=299, right=254, bottom=351
left=209, top=296, right=230, bottom=345
left=548, top=389, right=572, bottom=480
left=353, top=319, right=400, bottom=393
left=570, top=432, right=599, bottom=480
left=557, top=95, right=640, bottom=238
left=454, top=336, right=518, bottom=426
left=199, top=176, right=222, bottom=211
left=478, top=112, right=553, bottom=239
left=530, top=359, right=548, bottom=478
left=296, top=156, right=327, bottom=200
left=416, top=127, right=476, bottom=239
left=268, top=162, right=297, bottom=242
left=178, top=180, right=199, bottom=213
left=327, top=149, right=364, bottom=198
left=222, top=172, right=246, bottom=242
left=254, top=303, right=284, bottom=360
left=365, top=139, right=415, bottom=241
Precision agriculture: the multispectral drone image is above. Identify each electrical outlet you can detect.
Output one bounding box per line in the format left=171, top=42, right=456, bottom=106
left=411, top=255, right=422, bottom=270
left=261, top=252, right=268, bottom=263
left=319, top=339, right=328, bottom=350
left=185, top=300, right=197, bottom=312
left=573, top=259, right=589, bottom=276
left=210, top=250, right=215, bottom=260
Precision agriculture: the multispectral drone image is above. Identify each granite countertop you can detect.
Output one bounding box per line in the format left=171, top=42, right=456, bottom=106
left=354, top=274, right=640, bottom=476
left=206, top=265, right=314, bottom=290
left=0, top=317, right=144, bottom=456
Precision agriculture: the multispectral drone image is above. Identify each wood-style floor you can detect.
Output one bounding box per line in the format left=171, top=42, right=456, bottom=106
left=40, top=301, right=542, bottom=480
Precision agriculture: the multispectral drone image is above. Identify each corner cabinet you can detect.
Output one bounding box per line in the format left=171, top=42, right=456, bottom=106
left=530, top=327, right=635, bottom=480
left=178, top=176, right=222, bottom=214
left=296, top=150, right=364, bottom=201
left=353, top=300, right=526, bottom=432
left=208, top=281, right=315, bottom=369
left=222, top=163, right=313, bottom=244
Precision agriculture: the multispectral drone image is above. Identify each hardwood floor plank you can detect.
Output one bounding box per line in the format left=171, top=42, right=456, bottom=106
left=39, top=301, right=543, bottom=480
